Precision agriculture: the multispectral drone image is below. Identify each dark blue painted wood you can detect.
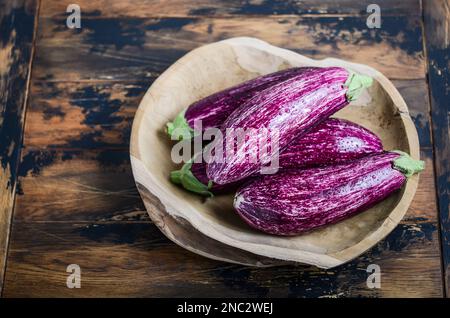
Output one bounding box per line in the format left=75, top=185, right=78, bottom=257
left=0, top=0, right=39, bottom=293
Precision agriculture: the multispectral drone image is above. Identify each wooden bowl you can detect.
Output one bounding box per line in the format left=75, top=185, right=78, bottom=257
left=130, top=37, right=420, bottom=268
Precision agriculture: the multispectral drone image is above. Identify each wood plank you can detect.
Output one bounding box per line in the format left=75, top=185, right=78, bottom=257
left=24, top=81, right=148, bottom=149
left=393, top=79, right=433, bottom=149
left=22, top=79, right=433, bottom=150
left=32, top=15, right=425, bottom=81
left=14, top=149, right=147, bottom=222
left=0, top=0, right=39, bottom=293
left=3, top=218, right=442, bottom=297
left=39, top=0, right=421, bottom=18
left=423, top=0, right=450, bottom=296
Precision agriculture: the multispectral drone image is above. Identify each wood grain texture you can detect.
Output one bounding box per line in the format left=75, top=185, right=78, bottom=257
left=39, top=0, right=422, bottom=18
left=3, top=0, right=443, bottom=297
left=0, top=0, right=38, bottom=293
left=14, top=149, right=145, bottom=222
left=423, top=0, right=450, bottom=296
left=2, top=218, right=442, bottom=297
left=24, top=81, right=146, bottom=149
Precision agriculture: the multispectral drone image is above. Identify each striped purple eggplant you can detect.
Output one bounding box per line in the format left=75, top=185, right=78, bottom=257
left=206, top=67, right=373, bottom=185
left=171, top=118, right=383, bottom=196
left=166, top=67, right=311, bottom=140
left=234, top=151, right=424, bottom=236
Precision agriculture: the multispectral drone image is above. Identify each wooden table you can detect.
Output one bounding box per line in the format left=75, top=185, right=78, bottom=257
left=0, top=0, right=448, bottom=297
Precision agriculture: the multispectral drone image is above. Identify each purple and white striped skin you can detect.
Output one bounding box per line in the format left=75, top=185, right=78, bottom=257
left=278, top=118, right=383, bottom=168
left=206, top=67, right=358, bottom=185
left=234, top=152, right=419, bottom=236
left=173, top=118, right=383, bottom=195
left=166, top=67, right=312, bottom=139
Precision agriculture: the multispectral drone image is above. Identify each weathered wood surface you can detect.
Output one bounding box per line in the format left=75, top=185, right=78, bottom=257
left=0, top=0, right=38, bottom=293
left=39, top=0, right=422, bottom=18
left=423, top=0, right=450, bottom=296
left=2, top=0, right=445, bottom=297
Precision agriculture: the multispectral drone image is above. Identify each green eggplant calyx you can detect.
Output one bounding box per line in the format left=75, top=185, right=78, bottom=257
left=170, top=160, right=213, bottom=197
left=344, top=71, right=373, bottom=102
left=166, top=110, right=195, bottom=140
left=392, top=150, right=425, bottom=177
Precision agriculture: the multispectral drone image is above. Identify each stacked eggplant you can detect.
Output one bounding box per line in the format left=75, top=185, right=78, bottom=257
left=167, top=67, right=424, bottom=235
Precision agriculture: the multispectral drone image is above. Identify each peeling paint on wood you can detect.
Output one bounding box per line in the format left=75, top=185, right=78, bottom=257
left=24, top=81, right=148, bottom=148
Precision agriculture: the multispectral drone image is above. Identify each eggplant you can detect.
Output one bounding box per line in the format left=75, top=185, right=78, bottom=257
left=171, top=118, right=383, bottom=196
left=233, top=151, right=424, bottom=236
left=166, top=67, right=310, bottom=140
left=206, top=67, right=373, bottom=185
